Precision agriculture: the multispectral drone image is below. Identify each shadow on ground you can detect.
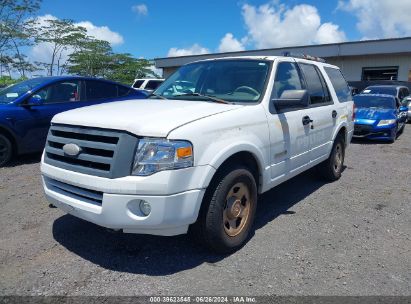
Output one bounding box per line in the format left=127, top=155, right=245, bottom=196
left=53, top=168, right=328, bottom=275
left=5, top=153, right=42, bottom=167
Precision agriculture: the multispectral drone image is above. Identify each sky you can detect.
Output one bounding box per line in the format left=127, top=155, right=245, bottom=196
left=32, top=0, right=411, bottom=61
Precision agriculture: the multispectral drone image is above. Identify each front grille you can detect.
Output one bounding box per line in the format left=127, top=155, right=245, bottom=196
left=44, top=124, right=139, bottom=178
left=354, top=124, right=373, bottom=136
left=45, top=177, right=103, bottom=206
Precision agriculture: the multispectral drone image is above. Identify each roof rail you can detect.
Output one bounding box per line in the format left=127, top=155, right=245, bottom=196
left=282, top=52, right=326, bottom=63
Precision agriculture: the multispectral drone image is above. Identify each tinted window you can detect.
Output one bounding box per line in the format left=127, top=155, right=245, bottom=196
left=86, top=80, right=117, bottom=100
left=118, top=85, right=132, bottom=97
left=324, top=67, right=350, bottom=102
left=272, top=62, right=303, bottom=99
left=34, top=80, right=81, bottom=104
left=133, top=80, right=144, bottom=88
left=300, top=63, right=329, bottom=105
left=145, top=80, right=163, bottom=90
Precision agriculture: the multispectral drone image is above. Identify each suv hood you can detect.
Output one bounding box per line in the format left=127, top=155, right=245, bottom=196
left=355, top=107, right=396, bottom=121
left=52, top=98, right=242, bottom=137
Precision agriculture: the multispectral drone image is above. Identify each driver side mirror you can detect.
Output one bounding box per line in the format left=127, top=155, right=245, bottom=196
left=272, top=90, right=309, bottom=111
left=26, top=95, right=44, bottom=106
left=399, top=105, right=408, bottom=112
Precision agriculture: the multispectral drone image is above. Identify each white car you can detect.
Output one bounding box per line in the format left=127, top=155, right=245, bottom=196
left=41, top=55, right=354, bottom=253
left=132, top=78, right=164, bottom=92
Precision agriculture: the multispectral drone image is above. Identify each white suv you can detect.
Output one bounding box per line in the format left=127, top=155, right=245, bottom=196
left=41, top=55, right=354, bottom=253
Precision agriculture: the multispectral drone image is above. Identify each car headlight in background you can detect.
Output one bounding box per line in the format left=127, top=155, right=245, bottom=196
left=132, top=138, right=193, bottom=176
left=377, top=119, right=396, bottom=126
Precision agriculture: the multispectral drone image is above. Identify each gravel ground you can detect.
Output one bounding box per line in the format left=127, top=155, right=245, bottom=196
left=0, top=128, right=410, bottom=296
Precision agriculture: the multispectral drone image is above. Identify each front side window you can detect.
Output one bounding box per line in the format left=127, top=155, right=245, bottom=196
left=153, top=60, right=271, bottom=104
left=300, top=63, right=330, bottom=105
left=0, top=78, right=45, bottom=104
left=133, top=80, right=144, bottom=88
left=33, top=80, right=81, bottom=104
left=86, top=80, right=117, bottom=100
left=271, top=62, right=303, bottom=99
left=324, top=67, right=350, bottom=103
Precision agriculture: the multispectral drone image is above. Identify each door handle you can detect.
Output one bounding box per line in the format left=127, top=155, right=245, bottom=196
left=302, top=116, right=313, bottom=126
left=332, top=110, right=337, bottom=118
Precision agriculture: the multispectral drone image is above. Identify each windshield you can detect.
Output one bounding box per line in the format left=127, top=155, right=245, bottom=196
left=362, top=87, right=397, bottom=96
left=153, top=60, right=271, bottom=104
left=0, top=78, right=45, bottom=104
left=354, top=95, right=395, bottom=109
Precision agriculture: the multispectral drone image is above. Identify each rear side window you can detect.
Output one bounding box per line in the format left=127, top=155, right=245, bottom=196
left=133, top=80, right=144, bottom=88
left=272, top=62, right=303, bottom=99
left=299, top=63, right=331, bottom=105
left=145, top=80, right=163, bottom=90
left=85, top=80, right=117, bottom=100
left=324, top=67, right=350, bottom=102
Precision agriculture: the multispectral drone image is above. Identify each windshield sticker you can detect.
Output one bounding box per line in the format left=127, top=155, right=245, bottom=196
left=258, top=63, right=266, bottom=66
left=363, top=89, right=371, bottom=93
left=6, top=93, right=18, bottom=98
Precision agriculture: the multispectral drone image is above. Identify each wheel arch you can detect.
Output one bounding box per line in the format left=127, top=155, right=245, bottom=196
left=0, top=125, right=18, bottom=155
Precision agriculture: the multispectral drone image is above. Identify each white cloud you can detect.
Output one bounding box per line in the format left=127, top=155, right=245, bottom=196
left=217, top=33, right=245, bottom=53
left=338, top=0, right=411, bottom=38
left=315, top=23, right=347, bottom=44
left=132, top=4, right=148, bottom=16
left=241, top=2, right=346, bottom=49
left=167, top=44, right=210, bottom=57
left=75, top=21, right=124, bottom=45
left=28, top=15, right=124, bottom=75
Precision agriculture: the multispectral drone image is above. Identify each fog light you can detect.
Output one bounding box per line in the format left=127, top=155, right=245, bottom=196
left=139, top=200, right=151, bottom=216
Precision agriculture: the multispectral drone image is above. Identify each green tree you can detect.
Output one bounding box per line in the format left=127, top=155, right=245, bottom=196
left=33, top=18, right=87, bottom=76
left=106, top=54, right=154, bottom=85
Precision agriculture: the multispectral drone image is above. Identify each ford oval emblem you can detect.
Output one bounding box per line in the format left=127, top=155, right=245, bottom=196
left=63, top=143, right=81, bottom=156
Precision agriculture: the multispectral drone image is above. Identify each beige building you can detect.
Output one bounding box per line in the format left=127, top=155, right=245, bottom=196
left=154, top=37, right=411, bottom=83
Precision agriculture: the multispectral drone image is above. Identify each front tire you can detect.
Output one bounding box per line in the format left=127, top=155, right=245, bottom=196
left=0, top=134, right=12, bottom=167
left=193, top=166, right=258, bottom=253
left=317, top=135, right=345, bottom=181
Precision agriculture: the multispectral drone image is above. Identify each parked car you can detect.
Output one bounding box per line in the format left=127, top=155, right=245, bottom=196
left=361, top=85, right=409, bottom=102
left=402, top=96, right=411, bottom=122
left=353, top=94, right=408, bottom=142
left=0, top=76, right=148, bottom=166
left=132, top=78, right=164, bottom=92
left=41, top=55, right=354, bottom=253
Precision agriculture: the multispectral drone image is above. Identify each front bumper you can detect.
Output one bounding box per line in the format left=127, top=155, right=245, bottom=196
left=41, top=158, right=215, bottom=236
left=353, top=123, right=396, bottom=140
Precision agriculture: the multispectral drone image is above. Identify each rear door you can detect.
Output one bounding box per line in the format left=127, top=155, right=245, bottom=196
left=267, top=59, right=312, bottom=182
left=297, top=62, right=337, bottom=163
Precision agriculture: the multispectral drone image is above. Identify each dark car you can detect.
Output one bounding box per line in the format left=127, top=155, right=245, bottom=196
left=353, top=94, right=408, bottom=142
left=361, top=85, right=409, bottom=102
left=0, top=76, right=148, bottom=166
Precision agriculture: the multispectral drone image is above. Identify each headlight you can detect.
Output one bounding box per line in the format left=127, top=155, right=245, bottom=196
left=132, top=138, right=193, bottom=176
left=377, top=119, right=396, bottom=126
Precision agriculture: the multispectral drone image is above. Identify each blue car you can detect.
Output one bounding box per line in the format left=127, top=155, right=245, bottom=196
left=0, top=76, right=148, bottom=166
left=353, top=94, right=408, bottom=143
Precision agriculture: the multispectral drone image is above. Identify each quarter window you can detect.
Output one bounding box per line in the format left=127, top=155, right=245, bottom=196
left=86, top=80, right=117, bottom=100
left=133, top=80, right=144, bottom=88
left=324, top=67, right=350, bottom=103
left=299, top=63, right=330, bottom=105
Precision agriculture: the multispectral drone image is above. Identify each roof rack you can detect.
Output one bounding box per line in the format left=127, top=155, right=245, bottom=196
left=282, top=52, right=326, bottom=63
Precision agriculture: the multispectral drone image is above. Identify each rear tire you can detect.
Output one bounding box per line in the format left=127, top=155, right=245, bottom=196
left=192, top=165, right=258, bottom=253
left=0, top=134, right=12, bottom=167
left=317, top=135, right=345, bottom=181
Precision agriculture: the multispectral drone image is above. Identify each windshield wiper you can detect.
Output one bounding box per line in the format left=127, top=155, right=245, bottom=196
left=175, top=93, right=230, bottom=104
left=148, top=92, right=168, bottom=100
